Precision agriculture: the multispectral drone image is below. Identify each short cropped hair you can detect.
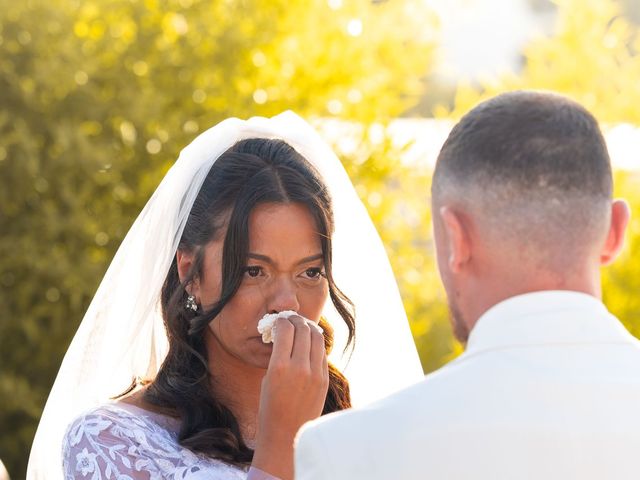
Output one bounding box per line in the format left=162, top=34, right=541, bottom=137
left=432, top=91, right=613, bottom=266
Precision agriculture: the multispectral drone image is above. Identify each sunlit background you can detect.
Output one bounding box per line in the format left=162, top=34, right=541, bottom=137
left=2, top=0, right=640, bottom=476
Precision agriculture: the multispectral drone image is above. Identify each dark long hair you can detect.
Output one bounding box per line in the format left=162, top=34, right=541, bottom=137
left=143, top=138, right=355, bottom=465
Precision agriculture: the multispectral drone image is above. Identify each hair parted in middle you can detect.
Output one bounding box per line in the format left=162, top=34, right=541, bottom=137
left=143, top=137, right=354, bottom=465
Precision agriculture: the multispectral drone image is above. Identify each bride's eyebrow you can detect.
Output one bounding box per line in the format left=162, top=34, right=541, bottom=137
left=247, top=253, right=323, bottom=266
left=246, top=253, right=273, bottom=264
left=295, top=253, right=323, bottom=266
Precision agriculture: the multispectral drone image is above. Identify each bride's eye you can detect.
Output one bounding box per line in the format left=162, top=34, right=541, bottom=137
left=243, top=266, right=263, bottom=278
left=303, top=267, right=325, bottom=280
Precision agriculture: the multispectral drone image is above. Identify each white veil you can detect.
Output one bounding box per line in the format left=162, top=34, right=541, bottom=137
left=27, top=112, right=423, bottom=479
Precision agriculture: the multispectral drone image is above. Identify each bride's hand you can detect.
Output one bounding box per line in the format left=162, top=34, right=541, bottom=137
left=252, top=315, right=329, bottom=480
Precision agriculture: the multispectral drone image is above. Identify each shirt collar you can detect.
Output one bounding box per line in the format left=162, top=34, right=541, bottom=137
left=465, top=290, right=634, bottom=355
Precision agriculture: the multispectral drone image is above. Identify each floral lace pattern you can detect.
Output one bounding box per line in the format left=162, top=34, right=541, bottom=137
left=62, top=403, right=248, bottom=480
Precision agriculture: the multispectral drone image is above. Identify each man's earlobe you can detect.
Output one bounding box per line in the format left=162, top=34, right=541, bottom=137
left=600, top=199, right=630, bottom=266
left=439, top=206, right=471, bottom=273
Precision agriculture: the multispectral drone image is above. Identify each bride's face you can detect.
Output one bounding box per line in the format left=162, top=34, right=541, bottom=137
left=198, top=202, right=329, bottom=370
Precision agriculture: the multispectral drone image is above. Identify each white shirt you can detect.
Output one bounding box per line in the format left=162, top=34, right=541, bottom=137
left=295, top=291, right=640, bottom=480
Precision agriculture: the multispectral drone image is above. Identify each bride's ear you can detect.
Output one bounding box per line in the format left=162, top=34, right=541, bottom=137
left=176, top=250, right=200, bottom=296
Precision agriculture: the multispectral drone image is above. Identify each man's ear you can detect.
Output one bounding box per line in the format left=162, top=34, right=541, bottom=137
left=176, top=250, right=200, bottom=297
left=439, top=206, right=472, bottom=273
left=600, top=199, right=631, bottom=266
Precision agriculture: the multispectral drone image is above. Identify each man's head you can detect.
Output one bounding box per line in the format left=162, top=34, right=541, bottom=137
left=431, top=91, right=629, bottom=342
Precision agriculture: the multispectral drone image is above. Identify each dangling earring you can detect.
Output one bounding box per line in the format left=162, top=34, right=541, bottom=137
left=185, top=294, right=198, bottom=312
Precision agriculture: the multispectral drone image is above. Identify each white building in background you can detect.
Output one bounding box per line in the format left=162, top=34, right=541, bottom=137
left=388, top=119, right=640, bottom=171
left=318, top=118, right=640, bottom=171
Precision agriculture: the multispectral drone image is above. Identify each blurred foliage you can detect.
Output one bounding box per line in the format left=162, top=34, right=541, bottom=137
left=443, top=0, right=640, bottom=124
left=330, top=126, right=462, bottom=373
left=0, top=0, right=434, bottom=476
left=3, top=0, right=640, bottom=477
left=602, top=170, right=640, bottom=337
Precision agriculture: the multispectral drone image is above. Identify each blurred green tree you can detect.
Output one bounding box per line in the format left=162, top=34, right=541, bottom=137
left=332, top=128, right=461, bottom=373
left=4, top=0, right=640, bottom=477
left=0, top=0, right=435, bottom=475
left=602, top=170, right=640, bottom=338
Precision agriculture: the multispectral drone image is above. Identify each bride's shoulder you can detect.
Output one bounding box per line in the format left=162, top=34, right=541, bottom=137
left=72, top=402, right=143, bottom=419
left=68, top=402, right=150, bottom=425
left=63, top=402, right=175, bottom=446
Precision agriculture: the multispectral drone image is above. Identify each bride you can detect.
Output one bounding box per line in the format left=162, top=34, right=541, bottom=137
left=27, top=112, right=423, bottom=479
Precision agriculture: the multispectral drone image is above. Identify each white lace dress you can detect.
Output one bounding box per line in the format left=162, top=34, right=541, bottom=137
left=62, top=403, right=272, bottom=480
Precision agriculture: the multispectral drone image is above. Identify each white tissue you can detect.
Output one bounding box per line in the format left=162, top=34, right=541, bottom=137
left=257, top=310, right=323, bottom=343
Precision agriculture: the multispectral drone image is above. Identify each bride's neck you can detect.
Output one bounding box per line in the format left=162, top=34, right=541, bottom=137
left=206, top=333, right=265, bottom=446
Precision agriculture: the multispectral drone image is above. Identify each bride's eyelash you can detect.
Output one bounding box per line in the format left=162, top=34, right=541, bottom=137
left=243, top=265, right=326, bottom=280
left=243, top=266, right=263, bottom=277
left=305, top=267, right=326, bottom=278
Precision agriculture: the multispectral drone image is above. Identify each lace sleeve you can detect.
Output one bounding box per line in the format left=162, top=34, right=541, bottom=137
left=62, top=407, right=247, bottom=480
left=63, top=412, right=154, bottom=480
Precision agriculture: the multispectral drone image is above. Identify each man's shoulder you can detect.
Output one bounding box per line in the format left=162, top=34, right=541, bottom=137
left=300, top=356, right=473, bottom=438
left=295, top=361, right=476, bottom=479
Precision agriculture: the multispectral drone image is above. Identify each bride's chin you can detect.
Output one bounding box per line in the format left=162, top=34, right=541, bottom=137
left=247, top=339, right=274, bottom=368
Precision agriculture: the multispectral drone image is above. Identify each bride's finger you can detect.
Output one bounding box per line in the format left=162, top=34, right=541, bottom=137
left=269, top=317, right=294, bottom=366
left=322, top=350, right=329, bottom=386
left=289, top=315, right=311, bottom=365
left=309, top=324, right=325, bottom=373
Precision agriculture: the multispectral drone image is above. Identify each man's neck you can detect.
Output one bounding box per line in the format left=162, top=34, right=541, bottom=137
left=464, top=264, right=602, bottom=334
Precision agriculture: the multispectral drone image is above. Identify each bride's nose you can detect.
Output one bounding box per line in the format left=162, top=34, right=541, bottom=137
left=267, top=276, right=300, bottom=314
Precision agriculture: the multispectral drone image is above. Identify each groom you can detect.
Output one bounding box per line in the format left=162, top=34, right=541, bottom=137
left=295, top=91, right=640, bottom=479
